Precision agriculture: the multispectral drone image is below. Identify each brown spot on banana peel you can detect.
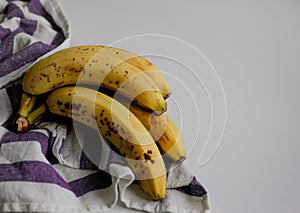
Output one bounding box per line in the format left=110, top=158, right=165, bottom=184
left=64, top=102, right=71, bottom=110
left=144, top=152, right=155, bottom=164
left=56, top=100, right=63, bottom=106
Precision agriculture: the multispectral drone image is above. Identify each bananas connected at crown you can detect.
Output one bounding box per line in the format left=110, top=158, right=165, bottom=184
left=16, top=45, right=187, bottom=201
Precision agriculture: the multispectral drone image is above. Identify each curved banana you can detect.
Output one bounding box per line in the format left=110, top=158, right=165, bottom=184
left=57, top=45, right=171, bottom=98
left=46, top=86, right=167, bottom=200
left=22, top=49, right=167, bottom=114
left=116, top=99, right=186, bottom=162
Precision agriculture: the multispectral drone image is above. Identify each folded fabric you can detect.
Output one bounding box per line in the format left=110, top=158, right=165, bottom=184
left=0, top=0, right=71, bottom=89
left=0, top=1, right=209, bottom=212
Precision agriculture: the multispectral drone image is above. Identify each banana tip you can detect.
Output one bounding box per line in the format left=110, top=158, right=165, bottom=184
left=176, top=156, right=186, bottom=164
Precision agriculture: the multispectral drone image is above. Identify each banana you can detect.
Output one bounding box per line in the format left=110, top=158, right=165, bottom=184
left=113, top=97, right=186, bottom=162
left=131, top=106, right=186, bottom=163
left=57, top=45, right=171, bottom=98
left=22, top=47, right=167, bottom=114
left=46, top=86, right=167, bottom=200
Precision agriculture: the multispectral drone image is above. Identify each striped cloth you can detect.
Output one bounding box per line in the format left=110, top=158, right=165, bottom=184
left=0, top=0, right=209, bottom=212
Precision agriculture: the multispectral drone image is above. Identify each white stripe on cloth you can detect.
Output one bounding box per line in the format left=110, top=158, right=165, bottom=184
left=166, top=162, right=195, bottom=188
left=0, top=89, right=12, bottom=125
left=0, top=0, right=71, bottom=90
left=12, top=32, right=38, bottom=54
left=52, top=163, right=98, bottom=182
left=12, top=2, right=62, bottom=46
left=0, top=126, right=9, bottom=144
left=0, top=2, right=8, bottom=13
left=53, top=124, right=84, bottom=168
left=67, top=121, right=111, bottom=170
left=39, top=0, right=71, bottom=38
left=0, top=17, right=21, bottom=32
left=0, top=182, right=117, bottom=213
left=31, top=21, right=59, bottom=45
left=0, top=141, right=48, bottom=164
left=118, top=182, right=209, bottom=213
left=117, top=163, right=210, bottom=213
left=162, top=189, right=209, bottom=213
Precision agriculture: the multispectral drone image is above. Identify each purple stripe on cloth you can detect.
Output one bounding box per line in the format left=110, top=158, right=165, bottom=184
left=46, top=137, right=60, bottom=165
left=5, top=2, right=25, bottom=19
left=0, top=0, right=66, bottom=77
left=28, top=0, right=61, bottom=32
left=78, top=127, right=103, bottom=170
left=48, top=134, right=57, bottom=148
left=45, top=151, right=59, bottom=165
left=1, top=84, right=22, bottom=131
left=108, top=145, right=126, bottom=166
left=28, top=0, right=66, bottom=45
left=51, top=29, right=65, bottom=46
left=4, top=83, right=22, bottom=113
left=0, top=30, right=15, bottom=62
left=79, top=151, right=99, bottom=170
left=69, top=171, right=112, bottom=197
left=0, top=41, right=55, bottom=77
left=28, top=0, right=52, bottom=21
left=19, top=18, right=38, bottom=36
left=1, top=131, right=49, bottom=155
left=0, top=26, right=11, bottom=40
left=175, top=177, right=207, bottom=197
left=0, top=6, right=37, bottom=61
left=0, top=161, right=71, bottom=190
left=0, top=161, right=112, bottom=197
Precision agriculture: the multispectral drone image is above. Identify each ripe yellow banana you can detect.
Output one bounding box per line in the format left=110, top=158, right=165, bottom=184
left=57, top=45, right=171, bottom=98
left=22, top=48, right=167, bottom=114
left=46, top=86, right=167, bottom=200
left=116, top=99, right=186, bottom=162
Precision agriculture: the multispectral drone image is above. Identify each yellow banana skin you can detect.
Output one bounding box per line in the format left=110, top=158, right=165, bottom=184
left=46, top=86, right=166, bottom=200
left=58, top=45, right=171, bottom=98
left=22, top=49, right=167, bottom=114
left=156, top=116, right=187, bottom=162
left=117, top=100, right=186, bottom=162
left=17, top=93, right=37, bottom=117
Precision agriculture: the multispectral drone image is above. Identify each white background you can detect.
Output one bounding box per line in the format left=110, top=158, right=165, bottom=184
left=59, top=0, right=300, bottom=212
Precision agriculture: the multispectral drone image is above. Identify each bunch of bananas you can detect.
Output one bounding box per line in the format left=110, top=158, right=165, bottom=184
left=15, top=45, right=187, bottom=201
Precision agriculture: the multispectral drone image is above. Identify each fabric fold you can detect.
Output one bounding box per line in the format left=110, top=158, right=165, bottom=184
left=0, top=1, right=209, bottom=212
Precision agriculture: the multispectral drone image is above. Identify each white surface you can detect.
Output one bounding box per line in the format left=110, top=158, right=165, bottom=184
left=59, top=0, right=300, bottom=212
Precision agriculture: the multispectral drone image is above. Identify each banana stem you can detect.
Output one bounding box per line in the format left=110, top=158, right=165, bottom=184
left=27, top=103, right=47, bottom=125
left=18, top=92, right=37, bottom=117
left=16, top=103, right=47, bottom=132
